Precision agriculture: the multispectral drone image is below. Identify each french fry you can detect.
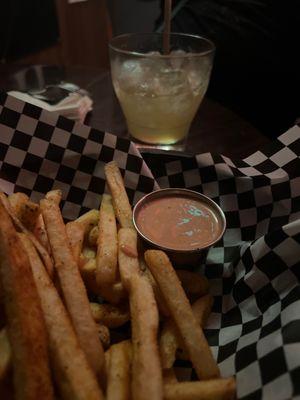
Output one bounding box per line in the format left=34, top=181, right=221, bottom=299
left=96, top=324, right=110, bottom=350
left=66, top=221, right=85, bottom=265
left=80, top=259, right=99, bottom=294
left=104, top=161, right=133, bottom=228
left=20, top=234, right=104, bottom=400
left=76, top=209, right=99, bottom=236
left=0, top=193, right=54, bottom=278
left=163, top=369, right=177, bottom=385
left=130, top=274, right=163, bottom=400
left=8, top=192, right=40, bottom=232
left=106, top=341, right=132, bottom=400
left=0, top=328, right=11, bottom=381
left=142, top=265, right=169, bottom=317
left=90, top=303, right=130, bottom=328
left=33, top=214, right=51, bottom=254
left=0, top=203, right=54, bottom=400
left=176, top=270, right=209, bottom=301
left=82, top=247, right=96, bottom=261
left=99, top=281, right=127, bottom=304
left=177, top=294, right=214, bottom=361
left=7, top=192, right=28, bottom=209
left=160, top=294, right=214, bottom=369
left=164, top=378, right=236, bottom=400
left=145, top=250, right=220, bottom=380
left=96, top=194, right=118, bottom=289
left=118, top=228, right=140, bottom=291
left=45, top=189, right=62, bottom=204
left=81, top=258, right=126, bottom=303
left=40, top=198, right=105, bottom=378
left=88, top=226, right=98, bottom=247
left=105, top=348, right=110, bottom=373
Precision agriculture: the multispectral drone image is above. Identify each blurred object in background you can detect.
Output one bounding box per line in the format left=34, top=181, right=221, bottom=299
left=7, top=65, right=93, bottom=122
left=108, top=0, right=160, bottom=35
left=0, top=0, right=112, bottom=68
left=156, top=0, right=300, bottom=139
left=56, top=0, right=112, bottom=67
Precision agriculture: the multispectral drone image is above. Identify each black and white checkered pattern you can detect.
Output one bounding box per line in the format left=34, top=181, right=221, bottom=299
left=1, top=92, right=300, bottom=399
left=143, top=126, right=300, bottom=399
left=0, top=92, right=158, bottom=220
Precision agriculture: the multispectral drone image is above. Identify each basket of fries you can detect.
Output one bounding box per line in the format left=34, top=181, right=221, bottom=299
left=0, top=92, right=299, bottom=400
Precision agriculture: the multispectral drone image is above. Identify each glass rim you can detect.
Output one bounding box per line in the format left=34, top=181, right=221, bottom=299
left=109, top=32, right=215, bottom=59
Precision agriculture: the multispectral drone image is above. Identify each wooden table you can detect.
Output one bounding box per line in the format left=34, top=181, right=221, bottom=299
left=0, top=65, right=269, bottom=159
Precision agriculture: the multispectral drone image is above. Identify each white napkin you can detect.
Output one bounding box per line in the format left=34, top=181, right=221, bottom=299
left=8, top=90, right=93, bottom=123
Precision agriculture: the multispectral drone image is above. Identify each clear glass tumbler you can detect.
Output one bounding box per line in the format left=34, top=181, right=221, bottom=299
left=109, top=33, right=215, bottom=145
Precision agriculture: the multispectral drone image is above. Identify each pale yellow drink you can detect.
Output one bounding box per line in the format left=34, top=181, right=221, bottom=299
left=113, top=74, right=206, bottom=144
left=109, top=33, right=215, bottom=145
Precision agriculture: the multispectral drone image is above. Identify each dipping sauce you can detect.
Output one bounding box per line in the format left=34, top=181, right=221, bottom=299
left=135, top=194, right=223, bottom=251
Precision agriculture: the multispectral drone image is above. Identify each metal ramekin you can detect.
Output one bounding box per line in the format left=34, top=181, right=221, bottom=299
left=133, top=188, right=226, bottom=267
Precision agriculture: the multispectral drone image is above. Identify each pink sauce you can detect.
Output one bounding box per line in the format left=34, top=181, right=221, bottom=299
left=136, top=195, right=222, bottom=251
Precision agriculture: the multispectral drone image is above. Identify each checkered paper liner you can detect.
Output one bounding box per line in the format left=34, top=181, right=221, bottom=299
left=0, top=92, right=300, bottom=399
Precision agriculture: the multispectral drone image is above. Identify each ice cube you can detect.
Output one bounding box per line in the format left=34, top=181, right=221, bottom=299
left=153, top=68, right=190, bottom=96
left=169, top=49, right=187, bottom=70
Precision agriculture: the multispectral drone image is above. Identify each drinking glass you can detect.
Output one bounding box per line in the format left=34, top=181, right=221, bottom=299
left=109, top=33, right=215, bottom=145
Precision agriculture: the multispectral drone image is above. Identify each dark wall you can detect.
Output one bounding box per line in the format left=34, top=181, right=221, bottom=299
left=0, top=0, right=59, bottom=62
left=108, top=0, right=160, bottom=35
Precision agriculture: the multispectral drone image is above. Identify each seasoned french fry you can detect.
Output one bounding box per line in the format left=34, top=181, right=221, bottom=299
left=118, top=228, right=140, bottom=291
left=130, top=274, right=163, bottom=400
left=82, top=247, right=96, bottom=260
left=177, top=294, right=214, bottom=361
left=40, top=198, right=105, bottom=378
left=164, top=378, right=236, bottom=400
left=163, top=369, right=177, bottom=385
left=104, top=161, right=133, bottom=228
left=99, top=281, right=127, bottom=304
left=76, top=210, right=99, bottom=236
left=0, top=193, right=54, bottom=278
left=8, top=193, right=40, bottom=232
left=176, top=270, right=209, bottom=301
left=7, top=192, right=28, bottom=208
left=88, top=226, right=98, bottom=247
left=80, top=258, right=99, bottom=294
left=66, top=221, right=85, bottom=265
left=105, top=348, right=110, bottom=372
left=160, top=294, right=214, bottom=369
left=142, top=265, right=169, bottom=317
left=96, top=194, right=118, bottom=289
left=33, top=214, right=51, bottom=254
left=81, top=258, right=126, bottom=303
left=0, top=328, right=11, bottom=381
left=0, top=204, right=54, bottom=400
left=45, top=189, right=62, bottom=204
left=96, top=324, right=110, bottom=350
left=20, top=234, right=104, bottom=400
left=106, top=341, right=132, bottom=400
left=145, top=250, right=220, bottom=380
left=90, top=303, right=130, bottom=328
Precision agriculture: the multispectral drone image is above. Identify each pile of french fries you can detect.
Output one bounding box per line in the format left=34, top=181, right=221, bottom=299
left=0, top=161, right=236, bottom=400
